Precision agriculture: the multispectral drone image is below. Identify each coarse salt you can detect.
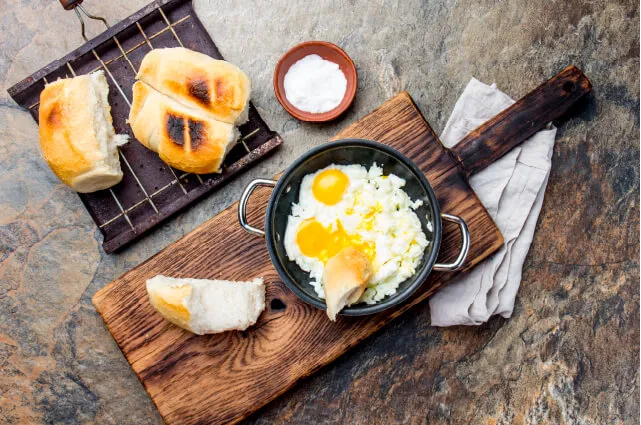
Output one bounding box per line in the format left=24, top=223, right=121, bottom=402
left=283, top=54, right=347, bottom=114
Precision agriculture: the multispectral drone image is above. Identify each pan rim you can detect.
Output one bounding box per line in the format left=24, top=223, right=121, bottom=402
left=264, top=138, right=442, bottom=316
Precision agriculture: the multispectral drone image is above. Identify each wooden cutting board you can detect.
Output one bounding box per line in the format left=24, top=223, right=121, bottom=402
left=93, top=67, right=591, bottom=425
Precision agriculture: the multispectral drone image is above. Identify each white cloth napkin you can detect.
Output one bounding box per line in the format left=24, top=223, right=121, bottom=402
left=429, top=78, right=556, bottom=326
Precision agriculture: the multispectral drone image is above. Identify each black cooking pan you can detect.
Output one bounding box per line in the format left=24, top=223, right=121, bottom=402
left=238, top=139, right=470, bottom=315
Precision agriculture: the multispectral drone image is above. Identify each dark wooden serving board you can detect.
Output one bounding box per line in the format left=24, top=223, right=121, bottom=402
left=93, top=68, right=591, bottom=425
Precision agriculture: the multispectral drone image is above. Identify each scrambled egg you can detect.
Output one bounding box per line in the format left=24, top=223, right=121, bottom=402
left=284, top=163, right=430, bottom=304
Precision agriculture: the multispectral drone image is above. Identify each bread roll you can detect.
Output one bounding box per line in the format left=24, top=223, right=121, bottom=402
left=136, top=47, right=251, bottom=125
left=128, top=81, right=239, bottom=174
left=38, top=71, right=128, bottom=193
left=322, top=247, right=373, bottom=321
left=146, top=275, right=265, bottom=335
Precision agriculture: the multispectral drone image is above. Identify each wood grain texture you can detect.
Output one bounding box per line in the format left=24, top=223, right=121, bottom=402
left=92, top=92, right=503, bottom=425
left=449, top=66, right=592, bottom=176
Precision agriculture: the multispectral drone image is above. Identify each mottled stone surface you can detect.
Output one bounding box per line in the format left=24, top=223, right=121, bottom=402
left=0, top=0, right=638, bottom=424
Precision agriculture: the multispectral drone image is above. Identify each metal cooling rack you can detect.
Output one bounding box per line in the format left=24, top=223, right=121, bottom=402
left=8, top=0, right=282, bottom=253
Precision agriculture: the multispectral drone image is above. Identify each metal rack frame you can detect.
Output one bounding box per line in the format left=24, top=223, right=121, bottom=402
left=8, top=0, right=282, bottom=252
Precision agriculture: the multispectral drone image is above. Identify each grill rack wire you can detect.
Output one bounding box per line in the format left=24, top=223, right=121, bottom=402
left=10, top=0, right=282, bottom=252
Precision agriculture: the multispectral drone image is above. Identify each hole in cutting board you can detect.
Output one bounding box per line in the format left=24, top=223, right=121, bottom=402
left=563, top=81, right=576, bottom=93
left=270, top=298, right=286, bottom=311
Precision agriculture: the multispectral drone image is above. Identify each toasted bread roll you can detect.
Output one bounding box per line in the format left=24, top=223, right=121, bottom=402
left=322, top=247, right=373, bottom=321
left=136, top=47, right=251, bottom=125
left=38, top=71, right=127, bottom=193
left=128, top=81, right=239, bottom=174
left=146, top=275, right=265, bottom=335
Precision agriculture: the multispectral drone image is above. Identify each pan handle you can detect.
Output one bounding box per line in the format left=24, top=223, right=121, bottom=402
left=449, top=66, right=592, bottom=177
left=238, top=179, right=277, bottom=237
left=432, top=213, right=470, bottom=272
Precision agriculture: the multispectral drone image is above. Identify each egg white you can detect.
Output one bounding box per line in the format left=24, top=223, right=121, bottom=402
left=284, top=163, right=430, bottom=304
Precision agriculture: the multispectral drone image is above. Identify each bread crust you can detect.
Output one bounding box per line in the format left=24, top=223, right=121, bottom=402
left=38, top=72, right=123, bottom=193
left=129, top=81, right=239, bottom=174
left=146, top=275, right=266, bottom=335
left=137, top=47, right=251, bottom=125
left=323, top=247, right=373, bottom=321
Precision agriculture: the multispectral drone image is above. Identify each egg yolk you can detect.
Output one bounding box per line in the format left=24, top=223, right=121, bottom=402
left=296, top=219, right=375, bottom=264
left=360, top=202, right=384, bottom=231
left=312, top=169, right=349, bottom=205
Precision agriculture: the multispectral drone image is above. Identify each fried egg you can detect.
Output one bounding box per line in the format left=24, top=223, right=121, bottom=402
left=284, top=163, right=429, bottom=304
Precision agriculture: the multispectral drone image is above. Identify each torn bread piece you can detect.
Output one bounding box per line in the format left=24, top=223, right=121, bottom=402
left=322, top=247, right=373, bottom=321
left=38, top=71, right=127, bottom=193
left=128, top=81, right=239, bottom=174
left=146, top=275, right=265, bottom=335
left=136, top=47, right=251, bottom=125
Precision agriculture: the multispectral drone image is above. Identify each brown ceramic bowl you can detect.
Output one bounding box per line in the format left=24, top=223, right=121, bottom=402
left=274, top=41, right=357, bottom=122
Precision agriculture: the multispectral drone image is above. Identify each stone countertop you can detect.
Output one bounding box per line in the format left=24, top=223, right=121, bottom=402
left=0, top=1, right=638, bottom=424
